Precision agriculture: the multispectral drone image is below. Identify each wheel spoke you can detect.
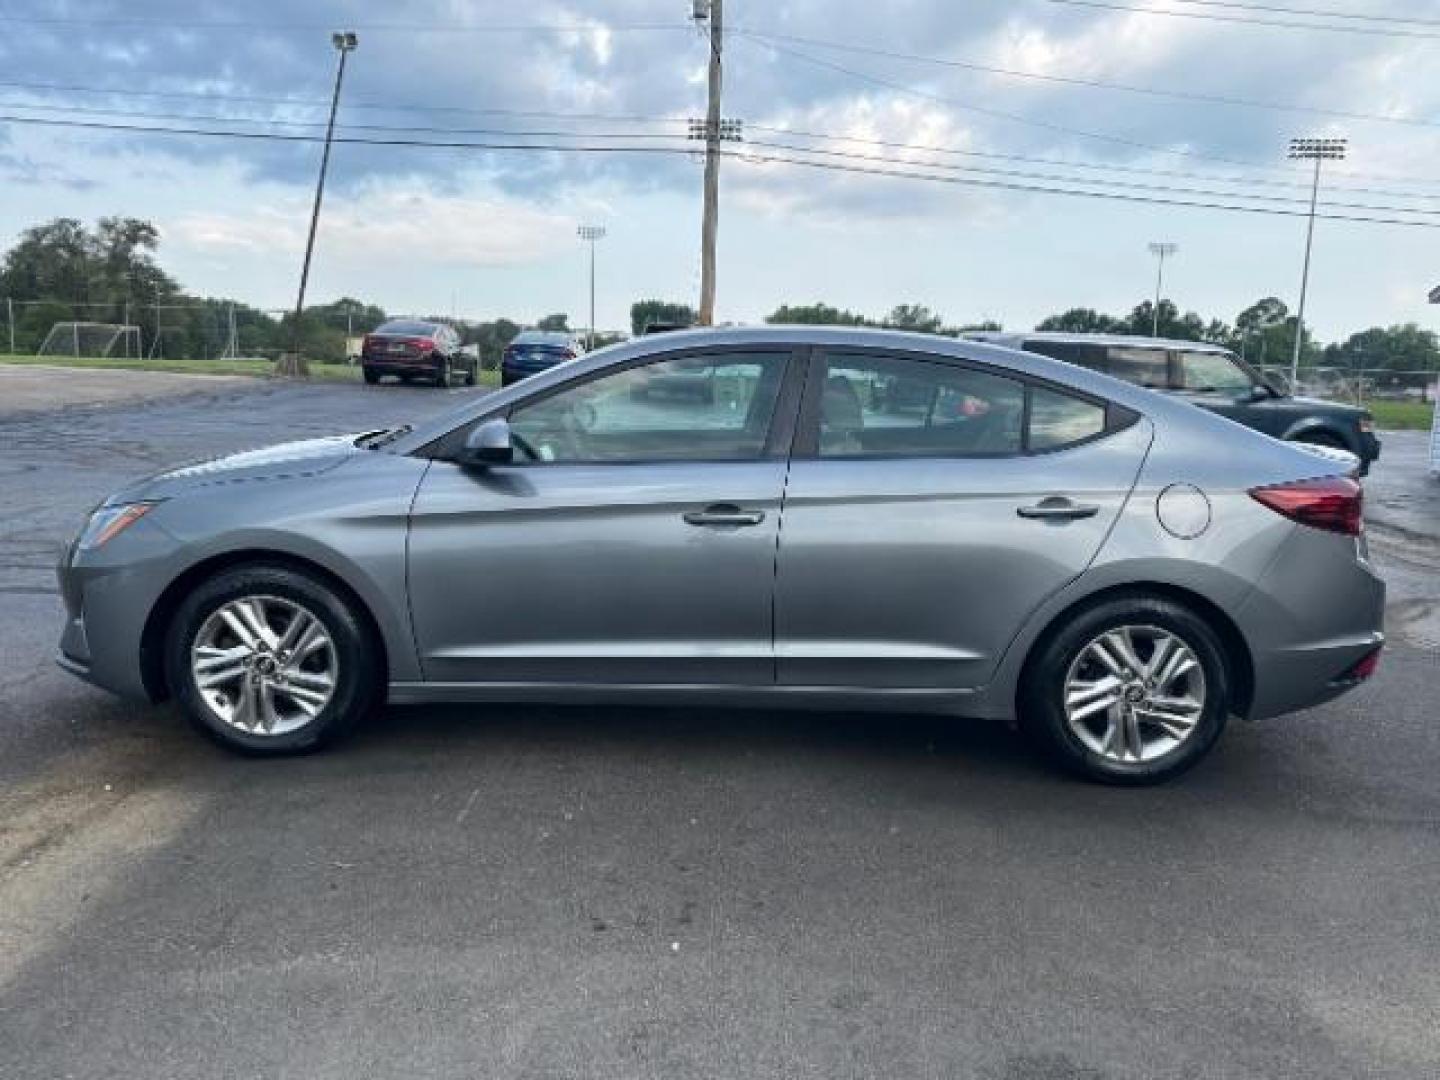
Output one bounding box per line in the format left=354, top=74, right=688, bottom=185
left=282, top=682, right=329, bottom=716
left=1104, top=629, right=1145, bottom=675
left=1085, top=641, right=1127, bottom=678
left=1068, top=686, right=1124, bottom=723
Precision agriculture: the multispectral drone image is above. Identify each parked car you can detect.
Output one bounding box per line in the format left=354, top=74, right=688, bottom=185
left=967, top=332, right=1380, bottom=473
left=501, top=330, right=584, bottom=386
left=360, top=320, right=475, bottom=387
left=56, top=327, right=1383, bottom=784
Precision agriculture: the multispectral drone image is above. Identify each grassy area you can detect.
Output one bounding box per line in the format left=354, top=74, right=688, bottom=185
left=1366, top=398, right=1435, bottom=431
left=0, top=354, right=499, bottom=387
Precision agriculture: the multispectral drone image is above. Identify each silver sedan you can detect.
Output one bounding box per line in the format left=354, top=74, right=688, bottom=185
left=56, top=327, right=1384, bottom=784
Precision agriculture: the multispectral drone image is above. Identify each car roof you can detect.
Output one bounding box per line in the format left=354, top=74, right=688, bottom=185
left=512, top=330, right=577, bottom=344
left=966, top=330, right=1233, bottom=354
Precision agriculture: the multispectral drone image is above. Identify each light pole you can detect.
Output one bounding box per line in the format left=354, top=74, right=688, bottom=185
left=283, top=30, right=357, bottom=377
left=1147, top=242, right=1178, bottom=338
left=577, top=225, right=605, bottom=350
left=1287, top=136, right=1347, bottom=390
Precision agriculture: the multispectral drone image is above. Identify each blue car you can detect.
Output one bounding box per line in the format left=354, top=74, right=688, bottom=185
left=500, top=330, right=585, bottom=386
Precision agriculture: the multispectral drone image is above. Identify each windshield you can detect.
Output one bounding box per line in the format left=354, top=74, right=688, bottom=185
left=1177, top=350, right=1258, bottom=393
left=376, top=321, right=437, bottom=336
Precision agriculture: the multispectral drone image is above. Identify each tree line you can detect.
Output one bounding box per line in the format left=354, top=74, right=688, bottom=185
left=3, top=217, right=1435, bottom=372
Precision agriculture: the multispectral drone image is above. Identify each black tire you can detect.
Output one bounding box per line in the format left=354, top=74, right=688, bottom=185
left=1017, top=595, right=1231, bottom=785
left=464, top=367, right=477, bottom=387
left=435, top=359, right=451, bottom=388
left=164, top=564, right=381, bottom=755
left=362, top=366, right=380, bottom=385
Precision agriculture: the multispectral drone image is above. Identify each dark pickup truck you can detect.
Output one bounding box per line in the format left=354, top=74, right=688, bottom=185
left=969, top=331, right=1380, bottom=473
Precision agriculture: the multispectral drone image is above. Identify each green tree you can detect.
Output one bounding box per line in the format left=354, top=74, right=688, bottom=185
left=1323, top=324, right=1440, bottom=373
left=883, top=303, right=943, bottom=333
left=630, top=299, right=695, bottom=336
left=1036, top=307, right=1122, bottom=333
left=767, top=302, right=869, bottom=326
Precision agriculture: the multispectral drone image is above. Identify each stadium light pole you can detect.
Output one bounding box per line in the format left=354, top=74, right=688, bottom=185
left=1147, top=242, right=1178, bottom=337
left=1287, top=136, right=1347, bottom=390
left=577, top=225, right=606, bottom=350
left=283, top=30, right=357, bottom=377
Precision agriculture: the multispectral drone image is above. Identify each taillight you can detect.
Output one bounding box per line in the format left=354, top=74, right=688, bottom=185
left=362, top=335, right=374, bottom=350
left=414, top=337, right=435, bottom=352
left=1249, top=475, right=1363, bottom=536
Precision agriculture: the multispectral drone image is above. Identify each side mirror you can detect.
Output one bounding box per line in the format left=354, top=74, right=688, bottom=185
left=458, top=417, right=513, bottom=467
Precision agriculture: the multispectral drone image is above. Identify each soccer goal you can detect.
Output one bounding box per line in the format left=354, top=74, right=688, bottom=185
left=36, top=322, right=143, bottom=360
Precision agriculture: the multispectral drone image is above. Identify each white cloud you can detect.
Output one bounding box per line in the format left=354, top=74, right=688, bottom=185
left=170, top=184, right=576, bottom=268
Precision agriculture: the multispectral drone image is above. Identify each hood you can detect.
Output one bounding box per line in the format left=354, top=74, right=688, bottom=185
left=107, top=432, right=379, bottom=503
left=1289, top=394, right=1367, bottom=418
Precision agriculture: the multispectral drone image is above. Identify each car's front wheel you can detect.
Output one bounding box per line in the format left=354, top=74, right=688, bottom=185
left=362, top=366, right=379, bottom=385
left=1019, top=596, right=1230, bottom=785
left=164, top=565, right=381, bottom=754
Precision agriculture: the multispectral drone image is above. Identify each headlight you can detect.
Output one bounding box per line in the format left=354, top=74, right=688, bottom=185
left=76, top=501, right=160, bottom=550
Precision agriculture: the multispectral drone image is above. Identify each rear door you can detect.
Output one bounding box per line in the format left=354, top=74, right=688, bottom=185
left=774, top=349, right=1152, bottom=690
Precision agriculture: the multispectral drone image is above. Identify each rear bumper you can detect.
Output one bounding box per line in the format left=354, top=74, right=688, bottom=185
left=1238, top=527, right=1386, bottom=720
left=362, top=355, right=442, bottom=376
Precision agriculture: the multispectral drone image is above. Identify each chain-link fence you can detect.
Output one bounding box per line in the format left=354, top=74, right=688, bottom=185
left=1255, top=366, right=1439, bottom=406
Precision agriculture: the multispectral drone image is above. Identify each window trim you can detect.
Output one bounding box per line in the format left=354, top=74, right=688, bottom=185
left=795, top=346, right=1135, bottom=462
left=422, top=344, right=807, bottom=466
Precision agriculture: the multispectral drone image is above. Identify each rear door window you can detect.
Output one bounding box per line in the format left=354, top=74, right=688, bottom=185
left=1103, top=347, right=1171, bottom=389
left=1029, top=387, right=1108, bottom=451
left=815, top=354, right=1026, bottom=458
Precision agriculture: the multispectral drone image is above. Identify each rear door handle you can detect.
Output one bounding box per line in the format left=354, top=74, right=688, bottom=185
left=683, top=503, right=767, bottom=527
left=1017, top=497, right=1100, bottom=521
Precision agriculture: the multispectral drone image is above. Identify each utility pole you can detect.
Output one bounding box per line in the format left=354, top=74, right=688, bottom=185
left=5, top=298, right=13, bottom=356
left=1147, top=242, right=1177, bottom=338
left=695, top=0, right=723, bottom=326
left=577, top=225, right=606, bottom=350
left=282, top=30, right=357, bottom=377
left=1287, top=137, right=1347, bottom=390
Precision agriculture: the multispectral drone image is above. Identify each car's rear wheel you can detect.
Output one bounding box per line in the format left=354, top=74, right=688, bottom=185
left=164, top=565, right=381, bottom=754
left=1019, top=596, right=1230, bottom=785
left=362, top=366, right=379, bottom=385
left=435, top=359, right=451, bottom=388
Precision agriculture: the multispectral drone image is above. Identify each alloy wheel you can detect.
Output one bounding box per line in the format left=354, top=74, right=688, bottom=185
left=190, top=595, right=337, bottom=736
left=1062, top=624, right=1207, bottom=765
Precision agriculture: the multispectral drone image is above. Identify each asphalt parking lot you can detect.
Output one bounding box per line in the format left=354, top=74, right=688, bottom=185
left=2, top=374, right=1438, bottom=1078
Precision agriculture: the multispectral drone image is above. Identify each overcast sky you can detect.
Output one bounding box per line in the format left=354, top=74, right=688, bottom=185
left=2, top=0, right=1438, bottom=339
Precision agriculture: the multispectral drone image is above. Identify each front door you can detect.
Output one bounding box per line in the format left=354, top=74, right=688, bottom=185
left=775, top=349, right=1152, bottom=690
left=408, top=348, right=800, bottom=685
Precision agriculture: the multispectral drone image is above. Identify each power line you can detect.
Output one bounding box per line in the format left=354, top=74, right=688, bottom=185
left=736, top=27, right=1440, bottom=132
left=0, top=76, right=685, bottom=126
left=742, top=138, right=1440, bottom=217
left=0, top=112, right=700, bottom=153
left=0, top=14, right=693, bottom=34
left=9, top=94, right=1437, bottom=199
left=5, top=109, right=1437, bottom=228
left=743, top=123, right=1440, bottom=197
left=726, top=149, right=1440, bottom=229
left=0, top=100, right=693, bottom=141
left=1159, top=0, right=1440, bottom=28
left=736, top=33, right=1318, bottom=175
left=1037, top=0, right=1440, bottom=39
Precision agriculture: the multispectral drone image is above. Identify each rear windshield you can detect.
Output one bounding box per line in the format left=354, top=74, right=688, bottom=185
left=376, top=320, right=437, bottom=336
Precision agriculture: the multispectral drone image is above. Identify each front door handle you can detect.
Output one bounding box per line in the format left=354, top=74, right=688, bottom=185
left=684, top=504, right=767, bottom=527
left=1017, top=497, right=1100, bottom=521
